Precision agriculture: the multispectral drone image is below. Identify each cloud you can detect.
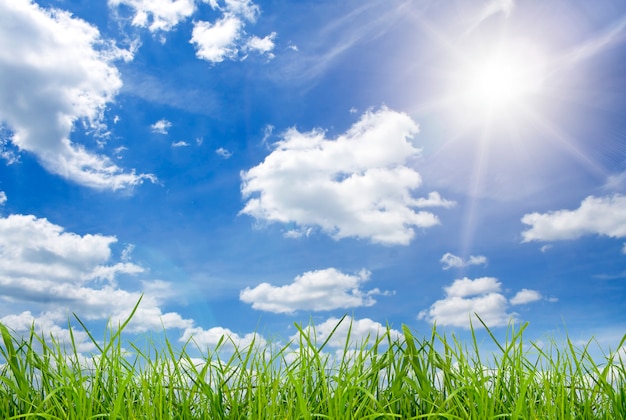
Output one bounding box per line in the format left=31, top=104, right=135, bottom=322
left=216, top=147, right=233, bottom=158
left=240, top=108, right=453, bottom=245
left=180, top=326, right=265, bottom=351
left=239, top=268, right=390, bottom=314
left=0, top=213, right=193, bottom=335
left=1, top=310, right=96, bottom=353
left=0, top=0, right=154, bottom=190
left=510, top=289, right=542, bottom=305
left=418, top=277, right=545, bottom=329
left=604, top=171, right=626, bottom=191
left=172, top=140, right=190, bottom=147
left=108, top=0, right=196, bottom=32
left=521, top=195, right=626, bottom=244
left=440, top=253, right=488, bottom=270
left=151, top=119, right=172, bottom=134
left=190, top=0, right=275, bottom=63
left=246, top=32, right=277, bottom=58
left=191, top=16, right=242, bottom=62
left=292, top=316, right=401, bottom=350
left=0, top=191, right=6, bottom=206
left=540, top=245, right=552, bottom=253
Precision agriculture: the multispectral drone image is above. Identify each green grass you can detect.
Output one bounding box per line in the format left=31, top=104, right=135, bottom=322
left=0, top=302, right=624, bottom=419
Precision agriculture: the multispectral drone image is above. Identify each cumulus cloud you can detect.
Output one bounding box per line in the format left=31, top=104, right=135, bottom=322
left=181, top=326, right=266, bottom=351
left=0, top=212, right=277, bottom=355
left=0, top=310, right=96, bottom=353
left=292, top=316, right=401, bottom=350
left=0, top=191, right=6, bottom=205
left=521, top=195, right=626, bottom=245
left=190, top=0, right=275, bottom=63
left=440, top=253, right=488, bottom=270
left=510, top=289, right=542, bottom=305
left=0, top=0, right=154, bottom=190
left=240, top=108, right=453, bottom=245
left=191, top=16, right=242, bottom=62
left=172, top=140, right=190, bottom=147
left=246, top=32, right=277, bottom=57
left=240, top=268, right=390, bottom=314
left=151, top=119, right=172, bottom=134
left=418, top=277, right=545, bottom=329
left=0, top=213, right=193, bottom=336
left=108, top=0, right=196, bottom=32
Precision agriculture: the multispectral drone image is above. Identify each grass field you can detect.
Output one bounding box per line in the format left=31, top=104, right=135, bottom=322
left=1, top=301, right=625, bottom=419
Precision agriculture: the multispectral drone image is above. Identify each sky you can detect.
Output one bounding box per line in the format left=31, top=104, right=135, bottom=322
left=0, top=0, right=625, bottom=358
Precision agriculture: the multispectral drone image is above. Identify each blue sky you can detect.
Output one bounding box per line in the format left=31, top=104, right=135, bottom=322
left=0, top=0, right=625, bottom=356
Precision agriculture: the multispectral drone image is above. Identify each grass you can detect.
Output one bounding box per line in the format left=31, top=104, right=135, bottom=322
left=0, top=301, right=624, bottom=419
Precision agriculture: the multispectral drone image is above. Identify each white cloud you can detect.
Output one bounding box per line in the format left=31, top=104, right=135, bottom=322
left=292, top=316, right=401, bottom=350
left=623, top=243, right=626, bottom=255
left=440, top=253, right=487, bottom=270
left=419, top=277, right=546, bottom=329
left=0, top=191, right=6, bottom=205
left=203, top=0, right=259, bottom=22
left=191, top=16, right=242, bottom=63
left=191, top=0, right=275, bottom=63
left=181, top=326, right=265, bottom=351
left=216, top=147, right=233, bottom=158
left=0, top=213, right=192, bottom=336
left=510, top=289, right=542, bottom=305
left=445, top=277, right=501, bottom=297
left=240, top=108, right=452, bottom=245
left=151, top=118, right=172, bottom=134
left=108, top=0, right=196, bottom=32
left=521, top=195, right=626, bottom=243
left=172, top=140, right=190, bottom=147
left=240, top=268, right=390, bottom=314
left=0, top=0, right=154, bottom=190
left=0, top=310, right=96, bottom=353
left=246, top=32, right=276, bottom=58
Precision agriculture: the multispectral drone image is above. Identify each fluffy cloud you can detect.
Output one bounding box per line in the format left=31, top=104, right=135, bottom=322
left=0, top=191, right=6, bottom=205
left=510, top=289, right=542, bottom=305
left=240, top=108, right=454, bottom=245
left=0, top=310, right=96, bottom=353
left=292, top=316, right=401, bottom=350
left=418, top=277, right=545, bottom=329
left=240, top=268, right=390, bottom=314
left=151, top=118, right=172, bottom=134
left=191, top=16, right=242, bottom=62
left=440, top=253, right=488, bottom=270
left=0, top=0, right=154, bottom=190
left=190, top=0, right=275, bottom=63
left=180, top=326, right=266, bottom=351
left=246, top=32, right=277, bottom=57
left=108, top=0, right=196, bottom=32
left=521, top=195, right=626, bottom=244
left=0, top=213, right=192, bottom=335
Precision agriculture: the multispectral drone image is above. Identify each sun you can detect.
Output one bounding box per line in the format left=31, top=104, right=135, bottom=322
left=458, top=40, right=547, bottom=116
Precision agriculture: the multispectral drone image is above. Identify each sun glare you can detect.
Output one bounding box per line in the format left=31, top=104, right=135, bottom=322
left=460, top=41, right=546, bottom=115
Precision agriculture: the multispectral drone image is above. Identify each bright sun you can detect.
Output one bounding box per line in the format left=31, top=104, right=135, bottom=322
left=460, top=41, right=546, bottom=115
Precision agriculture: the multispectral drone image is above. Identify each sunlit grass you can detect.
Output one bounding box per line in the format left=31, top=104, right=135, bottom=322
left=1, top=301, right=624, bottom=419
